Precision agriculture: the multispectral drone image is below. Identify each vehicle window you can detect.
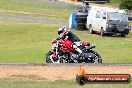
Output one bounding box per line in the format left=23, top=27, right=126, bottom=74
left=95, top=11, right=101, bottom=18
left=108, top=12, right=128, bottom=21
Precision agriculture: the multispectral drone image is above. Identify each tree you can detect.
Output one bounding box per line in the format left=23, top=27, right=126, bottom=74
left=119, top=0, right=132, bottom=10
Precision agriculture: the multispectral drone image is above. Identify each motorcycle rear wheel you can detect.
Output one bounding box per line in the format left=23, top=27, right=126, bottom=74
left=94, top=52, right=102, bottom=63
left=85, top=50, right=102, bottom=63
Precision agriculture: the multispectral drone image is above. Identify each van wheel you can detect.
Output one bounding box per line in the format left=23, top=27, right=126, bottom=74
left=101, top=28, right=104, bottom=37
left=121, top=34, right=125, bottom=37
left=89, top=25, right=94, bottom=34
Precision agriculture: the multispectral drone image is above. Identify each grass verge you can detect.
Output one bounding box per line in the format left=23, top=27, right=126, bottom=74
left=0, top=18, right=65, bottom=62
left=0, top=79, right=132, bottom=88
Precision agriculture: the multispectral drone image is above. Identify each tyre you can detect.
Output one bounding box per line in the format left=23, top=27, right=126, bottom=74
left=75, top=20, right=86, bottom=23
left=76, top=75, right=87, bottom=85
left=100, top=28, right=104, bottom=37
left=85, top=50, right=102, bottom=63
left=76, top=22, right=85, bottom=25
left=75, top=21, right=86, bottom=30
left=75, top=15, right=87, bottom=23
left=97, top=57, right=102, bottom=63
left=75, top=18, right=87, bottom=22
left=76, top=14, right=87, bottom=18
left=116, top=22, right=126, bottom=32
left=121, top=34, right=125, bottom=37
left=75, top=14, right=87, bottom=30
left=46, top=51, right=53, bottom=63
left=75, top=15, right=87, bottom=20
left=93, top=52, right=102, bottom=63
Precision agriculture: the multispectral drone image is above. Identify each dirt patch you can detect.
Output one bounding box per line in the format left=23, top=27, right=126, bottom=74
left=0, top=65, right=132, bottom=81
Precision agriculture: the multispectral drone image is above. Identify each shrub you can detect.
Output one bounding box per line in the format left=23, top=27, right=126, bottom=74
left=119, top=0, right=132, bottom=10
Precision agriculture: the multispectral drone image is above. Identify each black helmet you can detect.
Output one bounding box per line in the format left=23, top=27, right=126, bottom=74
left=58, top=26, right=66, bottom=35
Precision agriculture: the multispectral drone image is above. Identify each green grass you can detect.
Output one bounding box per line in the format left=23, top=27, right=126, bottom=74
left=0, top=18, right=131, bottom=63
left=0, top=79, right=132, bottom=88
left=0, top=0, right=76, bottom=20
left=0, top=19, right=63, bottom=62
left=0, top=0, right=131, bottom=63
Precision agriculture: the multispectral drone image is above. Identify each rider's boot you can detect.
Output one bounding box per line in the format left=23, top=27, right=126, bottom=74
left=72, top=44, right=84, bottom=61
left=72, top=44, right=82, bottom=54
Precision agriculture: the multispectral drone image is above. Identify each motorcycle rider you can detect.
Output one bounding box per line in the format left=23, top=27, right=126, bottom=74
left=57, top=26, right=83, bottom=61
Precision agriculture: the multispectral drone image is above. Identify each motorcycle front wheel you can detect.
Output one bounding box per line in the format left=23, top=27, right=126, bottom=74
left=46, top=51, right=53, bottom=63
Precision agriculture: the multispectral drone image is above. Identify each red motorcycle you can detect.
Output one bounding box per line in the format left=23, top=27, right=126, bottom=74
left=46, top=38, right=102, bottom=63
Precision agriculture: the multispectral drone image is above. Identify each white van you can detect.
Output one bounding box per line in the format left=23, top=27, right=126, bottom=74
left=86, top=6, right=131, bottom=37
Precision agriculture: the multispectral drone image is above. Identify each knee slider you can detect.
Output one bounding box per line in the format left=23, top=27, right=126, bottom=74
left=72, top=44, right=77, bottom=49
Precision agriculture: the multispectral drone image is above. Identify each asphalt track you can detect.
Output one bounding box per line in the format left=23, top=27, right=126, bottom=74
left=0, top=14, right=68, bottom=25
